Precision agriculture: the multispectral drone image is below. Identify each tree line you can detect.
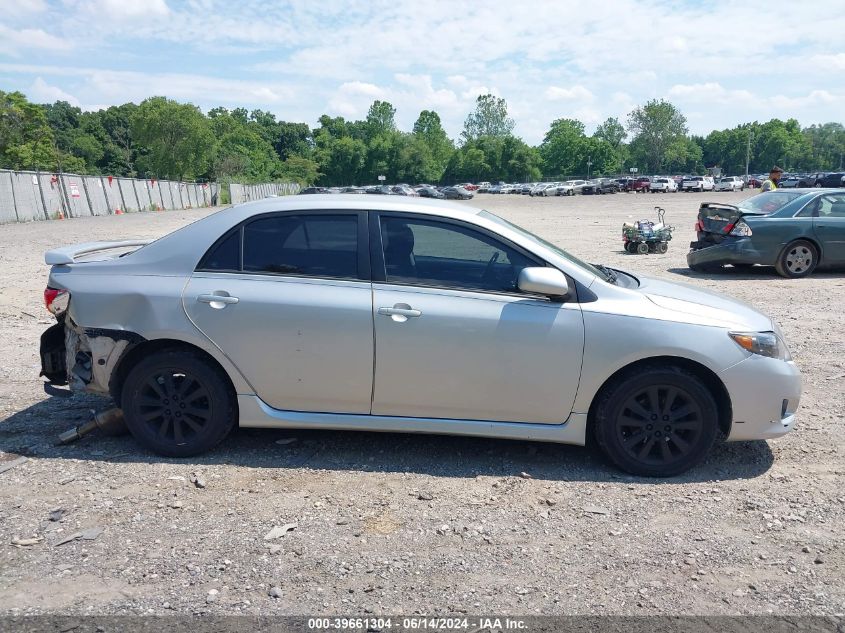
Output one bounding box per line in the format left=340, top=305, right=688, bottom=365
left=1, top=89, right=843, bottom=187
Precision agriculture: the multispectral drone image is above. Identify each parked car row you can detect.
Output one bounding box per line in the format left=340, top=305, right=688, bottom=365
left=298, top=172, right=844, bottom=200
left=300, top=184, right=475, bottom=200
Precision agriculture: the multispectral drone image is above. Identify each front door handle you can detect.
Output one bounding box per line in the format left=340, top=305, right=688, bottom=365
left=197, top=293, right=239, bottom=307
left=378, top=307, right=421, bottom=318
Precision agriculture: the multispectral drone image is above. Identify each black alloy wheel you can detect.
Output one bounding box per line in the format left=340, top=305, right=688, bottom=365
left=594, top=366, right=718, bottom=476
left=122, top=349, right=235, bottom=457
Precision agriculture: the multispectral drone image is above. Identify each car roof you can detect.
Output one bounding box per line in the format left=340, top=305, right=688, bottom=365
left=227, top=193, right=481, bottom=221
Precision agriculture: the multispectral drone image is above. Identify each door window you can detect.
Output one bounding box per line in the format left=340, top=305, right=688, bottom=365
left=242, top=214, right=358, bottom=278
left=379, top=216, right=538, bottom=293
left=819, top=194, right=845, bottom=217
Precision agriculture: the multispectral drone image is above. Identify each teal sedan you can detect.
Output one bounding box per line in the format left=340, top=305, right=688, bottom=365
left=687, top=189, right=845, bottom=277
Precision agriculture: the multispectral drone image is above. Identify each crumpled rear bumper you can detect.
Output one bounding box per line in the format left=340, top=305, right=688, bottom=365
left=40, top=319, right=142, bottom=395
left=687, top=238, right=769, bottom=267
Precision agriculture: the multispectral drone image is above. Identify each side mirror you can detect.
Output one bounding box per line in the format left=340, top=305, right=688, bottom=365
left=518, top=267, right=570, bottom=299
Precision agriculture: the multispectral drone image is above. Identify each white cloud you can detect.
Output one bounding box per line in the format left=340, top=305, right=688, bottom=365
left=810, top=53, right=845, bottom=70
left=28, top=77, right=80, bottom=106
left=545, top=85, right=594, bottom=102
left=2, top=0, right=49, bottom=19
left=0, top=24, right=72, bottom=56
left=63, top=0, right=169, bottom=19
left=2, top=0, right=845, bottom=142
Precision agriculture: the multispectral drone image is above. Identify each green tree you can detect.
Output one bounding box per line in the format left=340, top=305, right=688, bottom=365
left=540, top=118, right=586, bottom=176
left=0, top=90, right=56, bottom=170
left=461, top=94, right=515, bottom=143
left=209, top=108, right=281, bottom=181
left=365, top=100, right=397, bottom=140
left=595, top=117, right=627, bottom=150
left=131, top=97, right=214, bottom=180
left=279, top=155, right=321, bottom=186
left=98, top=103, right=138, bottom=175
left=627, top=99, right=688, bottom=172
left=412, top=109, right=454, bottom=177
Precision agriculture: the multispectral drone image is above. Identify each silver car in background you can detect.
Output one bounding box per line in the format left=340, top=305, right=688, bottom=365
left=40, top=196, right=801, bottom=476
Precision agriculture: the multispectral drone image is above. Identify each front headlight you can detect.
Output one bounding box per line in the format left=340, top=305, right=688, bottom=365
left=729, top=331, right=792, bottom=361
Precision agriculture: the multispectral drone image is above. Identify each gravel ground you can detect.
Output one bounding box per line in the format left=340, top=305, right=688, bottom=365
left=0, top=191, right=842, bottom=616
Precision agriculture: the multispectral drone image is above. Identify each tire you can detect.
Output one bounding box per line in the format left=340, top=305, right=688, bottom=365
left=121, top=349, right=236, bottom=457
left=656, top=242, right=668, bottom=254
left=775, top=239, right=818, bottom=278
left=593, top=365, right=719, bottom=477
left=636, top=242, right=650, bottom=254
left=624, top=242, right=637, bottom=253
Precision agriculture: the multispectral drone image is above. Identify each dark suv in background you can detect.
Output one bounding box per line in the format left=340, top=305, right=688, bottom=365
left=820, top=172, right=845, bottom=188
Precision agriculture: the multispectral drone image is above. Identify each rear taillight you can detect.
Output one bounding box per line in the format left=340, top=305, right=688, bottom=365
left=729, top=222, right=752, bottom=237
left=694, top=219, right=703, bottom=232
left=44, top=287, right=69, bottom=315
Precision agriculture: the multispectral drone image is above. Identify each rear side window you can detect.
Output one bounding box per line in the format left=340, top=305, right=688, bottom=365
left=243, top=214, right=358, bottom=278
left=198, top=230, right=240, bottom=271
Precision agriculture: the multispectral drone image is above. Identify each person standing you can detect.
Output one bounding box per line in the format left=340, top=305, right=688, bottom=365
left=761, top=166, right=783, bottom=192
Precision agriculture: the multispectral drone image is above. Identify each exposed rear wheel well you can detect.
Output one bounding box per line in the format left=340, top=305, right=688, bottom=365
left=110, top=339, right=237, bottom=409
left=587, top=357, right=732, bottom=440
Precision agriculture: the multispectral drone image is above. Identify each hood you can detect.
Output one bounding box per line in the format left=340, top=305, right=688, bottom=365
left=637, top=275, right=773, bottom=331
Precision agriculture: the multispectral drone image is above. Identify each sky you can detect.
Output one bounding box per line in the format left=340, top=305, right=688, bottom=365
left=1, top=0, right=844, bottom=144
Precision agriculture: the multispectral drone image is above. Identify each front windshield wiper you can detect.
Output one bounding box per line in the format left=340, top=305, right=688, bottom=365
left=592, top=264, right=618, bottom=284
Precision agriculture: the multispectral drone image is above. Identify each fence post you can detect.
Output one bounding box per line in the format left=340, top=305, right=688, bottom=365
left=57, top=173, right=73, bottom=218
left=7, top=171, right=20, bottom=222
left=131, top=178, right=142, bottom=211
left=157, top=181, right=165, bottom=210
left=100, top=176, right=112, bottom=214
left=116, top=178, right=128, bottom=213
left=35, top=170, right=50, bottom=220
left=81, top=177, right=94, bottom=216
left=177, top=182, right=185, bottom=209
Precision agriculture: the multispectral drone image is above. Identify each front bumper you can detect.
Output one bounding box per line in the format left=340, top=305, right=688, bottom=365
left=687, top=238, right=769, bottom=267
left=720, top=355, right=802, bottom=441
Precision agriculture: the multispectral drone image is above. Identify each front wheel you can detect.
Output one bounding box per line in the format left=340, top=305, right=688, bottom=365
left=121, top=349, right=236, bottom=457
left=593, top=366, right=719, bottom=477
left=775, top=240, right=817, bottom=278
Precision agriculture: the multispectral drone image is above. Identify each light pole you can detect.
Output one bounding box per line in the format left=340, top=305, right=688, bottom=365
left=744, top=130, right=753, bottom=182
left=587, top=156, right=592, bottom=180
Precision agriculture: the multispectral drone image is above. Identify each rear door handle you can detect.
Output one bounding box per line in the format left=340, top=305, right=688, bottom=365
left=198, top=294, right=239, bottom=305
left=378, top=307, right=421, bottom=318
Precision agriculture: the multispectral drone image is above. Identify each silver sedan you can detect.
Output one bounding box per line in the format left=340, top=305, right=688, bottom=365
left=40, top=196, right=801, bottom=476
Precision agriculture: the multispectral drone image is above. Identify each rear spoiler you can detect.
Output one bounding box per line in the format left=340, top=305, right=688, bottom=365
left=45, top=240, right=152, bottom=265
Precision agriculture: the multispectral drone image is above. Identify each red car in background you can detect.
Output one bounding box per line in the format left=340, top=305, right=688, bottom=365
left=630, top=176, right=652, bottom=193
left=459, top=183, right=479, bottom=191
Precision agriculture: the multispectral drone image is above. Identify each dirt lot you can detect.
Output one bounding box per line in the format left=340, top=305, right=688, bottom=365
left=0, top=191, right=842, bottom=616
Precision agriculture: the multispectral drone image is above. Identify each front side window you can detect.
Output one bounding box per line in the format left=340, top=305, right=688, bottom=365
left=243, top=214, right=358, bottom=278
left=379, top=216, right=537, bottom=293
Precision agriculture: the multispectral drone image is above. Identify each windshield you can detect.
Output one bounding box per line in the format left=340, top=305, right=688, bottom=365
left=738, top=191, right=804, bottom=214
left=478, top=210, right=603, bottom=278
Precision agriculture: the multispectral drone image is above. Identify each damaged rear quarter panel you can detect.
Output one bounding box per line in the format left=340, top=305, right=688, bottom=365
left=51, top=271, right=253, bottom=395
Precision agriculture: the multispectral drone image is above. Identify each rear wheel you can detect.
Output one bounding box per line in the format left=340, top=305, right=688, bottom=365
left=775, top=240, right=817, bottom=278
left=121, top=349, right=236, bottom=457
left=656, top=242, right=669, bottom=254
left=593, top=366, right=719, bottom=477
left=636, top=242, right=650, bottom=254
